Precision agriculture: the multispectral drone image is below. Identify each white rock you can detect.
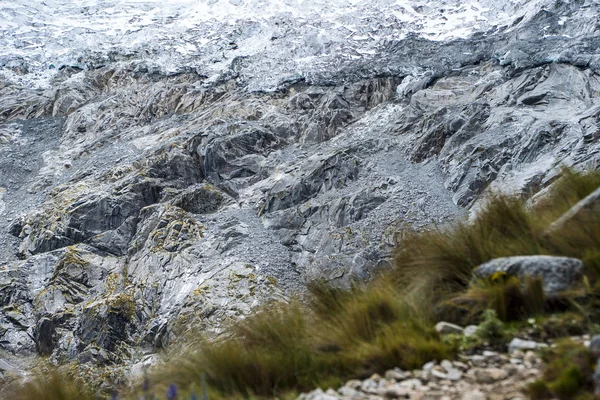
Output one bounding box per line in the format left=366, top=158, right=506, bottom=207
left=423, top=361, right=436, bottom=372
left=361, top=379, right=379, bottom=394
left=462, top=390, right=487, bottom=400
left=435, top=321, right=464, bottom=335
left=385, top=368, right=407, bottom=381
left=446, top=368, right=463, bottom=381
left=464, top=325, right=478, bottom=337
left=431, top=368, right=448, bottom=380
left=399, top=378, right=422, bottom=390
left=337, top=386, right=360, bottom=397
left=508, top=338, right=548, bottom=353
left=344, top=379, right=362, bottom=390
left=473, top=368, right=508, bottom=384
left=524, top=350, right=538, bottom=365
left=383, top=385, right=409, bottom=399
left=440, top=360, right=453, bottom=372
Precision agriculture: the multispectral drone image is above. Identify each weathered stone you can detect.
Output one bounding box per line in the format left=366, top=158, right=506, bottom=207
left=461, top=390, right=487, bottom=400
left=385, top=368, right=408, bottom=381
left=508, top=338, right=548, bottom=354
left=435, top=322, right=464, bottom=335
left=440, top=360, right=453, bottom=372
left=464, top=325, right=478, bottom=337
left=383, top=385, right=409, bottom=399
left=473, top=256, right=584, bottom=295
left=473, top=368, right=508, bottom=384
left=446, top=368, right=463, bottom=381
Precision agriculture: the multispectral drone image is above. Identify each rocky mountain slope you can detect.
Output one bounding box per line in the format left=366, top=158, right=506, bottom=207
left=1, top=0, right=600, bottom=381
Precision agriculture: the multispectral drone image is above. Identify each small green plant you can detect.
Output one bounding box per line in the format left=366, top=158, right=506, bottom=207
left=475, top=309, right=506, bottom=345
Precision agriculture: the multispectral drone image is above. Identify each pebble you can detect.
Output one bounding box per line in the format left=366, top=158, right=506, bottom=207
left=386, top=368, right=408, bottom=381
left=464, top=325, right=478, bottom=337
left=384, top=385, right=409, bottom=399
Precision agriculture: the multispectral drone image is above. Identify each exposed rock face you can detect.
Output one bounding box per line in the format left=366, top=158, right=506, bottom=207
left=0, top=0, right=599, bottom=382
left=473, top=256, right=584, bottom=295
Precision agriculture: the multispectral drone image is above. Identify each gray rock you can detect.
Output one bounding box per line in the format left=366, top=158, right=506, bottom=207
left=435, top=322, right=464, bottom=335
left=508, top=338, right=548, bottom=353
left=473, top=256, right=584, bottom=295
left=461, top=390, right=487, bottom=400
left=464, top=325, right=478, bottom=337
left=446, top=368, right=463, bottom=381
left=383, top=385, right=409, bottom=399
left=385, top=368, right=407, bottom=381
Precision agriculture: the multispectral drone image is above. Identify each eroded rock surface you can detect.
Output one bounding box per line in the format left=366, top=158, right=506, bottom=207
left=0, top=0, right=599, bottom=384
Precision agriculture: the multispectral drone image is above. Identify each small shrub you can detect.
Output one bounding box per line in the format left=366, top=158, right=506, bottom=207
left=475, top=309, right=506, bottom=345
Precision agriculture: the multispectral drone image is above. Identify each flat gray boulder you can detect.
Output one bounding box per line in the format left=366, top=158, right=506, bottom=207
left=473, top=256, right=584, bottom=296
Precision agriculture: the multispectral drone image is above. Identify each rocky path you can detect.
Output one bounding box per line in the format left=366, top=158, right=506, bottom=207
left=299, top=337, right=588, bottom=400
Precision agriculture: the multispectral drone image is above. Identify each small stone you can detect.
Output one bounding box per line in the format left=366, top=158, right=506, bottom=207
left=440, top=360, right=453, bottom=372
left=446, top=368, right=462, bottom=381
left=386, top=368, right=407, bottom=381
left=361, top=379, right=379, bottom=394
left=473, top=368, right=508, bottom=384
left=590, top=335, right=600, bottom=358
left=510, top=350, right=524, bottom=359
left=503, top=364, right=519, bottom=377
left=482, top=350, right=498, bottom=359
left=461, top=389, right=487, bottom=400
left=464, top=325, right=478, bottom=337
left=423, top=361, right=436, bottom=372
left=422, top=391, right=445, bottom=400
left=470, top=355, right=486, bottom=367
left=524, top=351, right=538, bottom=365
left=453, top=361, right=469, bottom=371
left=430, top=367, right=448, bottom=380
left=400, top=378, right=423, bottom=390
left=338, top=386, right=360, bottom=397
left=370, top=373, right=382, bottom=382
left=344, top=379, right=362, bottom=390
left=510, top=358, right=523, bottom=365
left=435, top=322, right=464, bottom=335
left=383, top=385, right=409, bottom=399
left=508, top=338, right=547, bottom=353
left=299, top=388, right=339, bottom=400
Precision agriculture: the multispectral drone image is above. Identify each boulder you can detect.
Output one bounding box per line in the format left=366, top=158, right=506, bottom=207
left=473, top=256, right=584, bottom=295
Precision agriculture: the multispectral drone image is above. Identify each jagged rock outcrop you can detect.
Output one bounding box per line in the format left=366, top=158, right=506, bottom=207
left=0, top=0, right=599, bottom=384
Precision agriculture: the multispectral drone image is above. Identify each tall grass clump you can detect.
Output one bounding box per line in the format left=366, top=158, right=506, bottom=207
left=6, top=371, right=94, bottom=400
left=393, top=168, right=600, bottom=322
left=152, top=285, right=452, bottom=398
